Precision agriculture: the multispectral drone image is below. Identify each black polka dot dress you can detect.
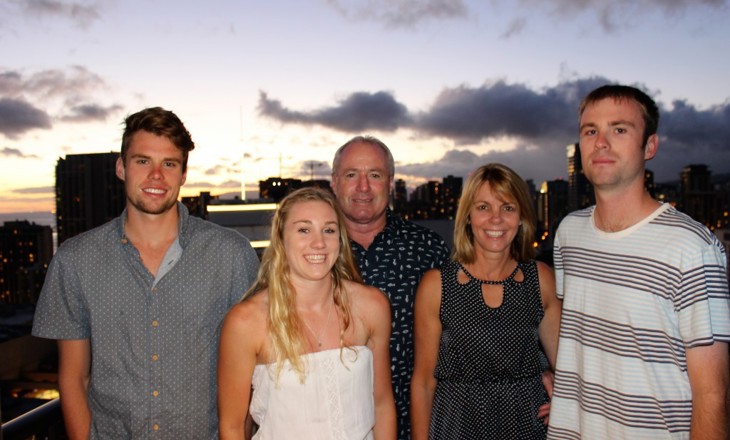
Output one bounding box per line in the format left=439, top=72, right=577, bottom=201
left=429, top=260, right=548, bottom=440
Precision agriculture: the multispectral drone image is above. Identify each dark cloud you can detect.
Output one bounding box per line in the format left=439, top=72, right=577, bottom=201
left=417, top=80, right=572, bottom=143
left=13, top=186, right=54, bottom=194
left=16, top=0, right=103, bottom=29
left=397, top=146, right=567, bottom=188
left=525, top=0, right=727, bottom=30
left=0, top=71, right=23, bottom=95
left=325, top=0, right=727, bottom=32
left=258, top=90, right=411, bottom=132
left=258, top=76, right=730, bottom=183
left=500, top=17, right=527, bottom=39
left=1, top=147, right=41, bottom=159
left=297, top=160, right=332, bottom=180
left=0, top=67, right=122, bottom=137
left=0, top=98, right=52, bottom=138
left=59, top=103, right=123, bottom=122
left=21, top=66, right=107, bottom=101
left=326, top=0, right=467, bottom=27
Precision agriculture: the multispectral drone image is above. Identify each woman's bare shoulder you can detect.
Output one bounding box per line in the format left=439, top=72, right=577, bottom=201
left=343, top=280, right=389, bottom=309
left=225, top=289, right=269, bottom=330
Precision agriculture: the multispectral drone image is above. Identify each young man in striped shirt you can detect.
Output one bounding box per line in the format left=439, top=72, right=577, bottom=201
left=548, top=85, right=729, bottom=439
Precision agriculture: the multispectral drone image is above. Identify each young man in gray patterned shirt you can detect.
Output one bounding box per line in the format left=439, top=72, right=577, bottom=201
left=33, top=107, right=259, bottom=439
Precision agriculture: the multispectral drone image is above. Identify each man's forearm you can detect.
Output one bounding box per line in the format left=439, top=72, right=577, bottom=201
left=59, top=379, right=91, bottom=440
left=690, top=391, right=729, bottom=440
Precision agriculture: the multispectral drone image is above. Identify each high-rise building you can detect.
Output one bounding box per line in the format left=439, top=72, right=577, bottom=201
left=56, top=153, right=126, bottom=245
left=538, top=179, right=569, bottom=232
left=394, top=179, right=408, bottom=213
left=441, top=175, right=463, bottom=220
left=0, top=221, right=53, bottom=304
left=566, top=143, right=594, bottom=212
left=411, top=181, right=442, bottom=219
left=680, top=164, right=715, bottom=226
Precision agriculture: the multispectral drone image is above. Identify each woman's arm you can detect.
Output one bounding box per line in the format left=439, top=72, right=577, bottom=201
left=218, top=299, right=264, bottom=440
left=537, top=261, right=561, bottom=369
left=536, top=262, right=561, bottom=425
left=410, top=269, right=443, bottom=440
left=364, top=286, right=397, bottom=440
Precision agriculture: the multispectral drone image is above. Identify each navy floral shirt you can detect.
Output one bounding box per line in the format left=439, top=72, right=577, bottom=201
left=349, top=209, right=449, bottom=440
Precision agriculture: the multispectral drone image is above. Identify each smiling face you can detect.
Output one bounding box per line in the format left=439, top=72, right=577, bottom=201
left=469, top=182, right=521, bottom=258
left=331, top=141, right=393, bottom=228
left=579, top=97, right=658, bottom=195
left=283, top=200, right=341, bottom=284
left=116, top=130, right=187, bottom=216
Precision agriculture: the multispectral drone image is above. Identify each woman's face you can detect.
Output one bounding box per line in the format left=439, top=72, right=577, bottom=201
left=283, top=200, right=341, bottom=284
left=468, top=182, right=521, bottom=258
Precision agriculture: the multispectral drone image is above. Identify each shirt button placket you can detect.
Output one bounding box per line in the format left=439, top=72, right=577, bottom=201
left=150, top=285, right=161, bottom=434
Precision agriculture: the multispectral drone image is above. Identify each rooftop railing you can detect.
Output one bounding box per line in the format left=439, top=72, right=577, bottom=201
left=1, top=398, right=64, bottom=440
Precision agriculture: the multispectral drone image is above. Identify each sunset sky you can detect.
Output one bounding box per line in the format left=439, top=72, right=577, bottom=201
left=2, top=0, right=730, bottom=214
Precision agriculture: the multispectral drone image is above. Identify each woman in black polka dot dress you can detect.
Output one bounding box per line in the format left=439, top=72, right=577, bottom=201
left=411, top=163, right=562, bottom=440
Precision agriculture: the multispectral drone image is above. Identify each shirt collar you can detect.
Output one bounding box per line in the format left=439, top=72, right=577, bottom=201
left=117, top=202, right=189, bottom=246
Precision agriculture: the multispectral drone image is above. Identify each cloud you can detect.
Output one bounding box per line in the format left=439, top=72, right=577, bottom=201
left=500, top=17, right=527, bottom=39
left=1, top=147, right=41, bottom=159
left=0, top=98, right=52, bottom=138
left=20, top=66, right=108, bottom=102
left=325, top=0, right=727, bottom=32
left=297, top=160, right=332, bottom=179
left=11, top=0, right=104, bottom=29
left=218, top=179, right=244, bottom=189
left=12, top=186, right=54, bottom=194
left=59, top=103, right=123, bottom=122
left=397, top=146, right=568, bottom=188
left=326, top=0, right=468, bottom=27
left=0, top=66, right=122, bottom=137
left=258, top=76, right=730, bottom=183
left=185, top=179, right=242, bottom=189
left=258, top=90, right=411, bottom=132
left=513, top=0, right=729, bottom=32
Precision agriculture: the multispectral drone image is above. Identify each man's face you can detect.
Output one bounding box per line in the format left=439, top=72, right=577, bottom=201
left=115, top=130, right=187, bottom=216
left=331, top=142, right=393, bottom=227
left=579, top=97, right=657, bottom=194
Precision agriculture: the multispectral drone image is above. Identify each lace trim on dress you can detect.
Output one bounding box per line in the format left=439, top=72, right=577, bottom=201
left=322, top=352, right=348, bottom=440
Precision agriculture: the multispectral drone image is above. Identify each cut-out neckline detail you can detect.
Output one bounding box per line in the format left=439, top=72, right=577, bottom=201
left=458, top=262, right=520, bottom=285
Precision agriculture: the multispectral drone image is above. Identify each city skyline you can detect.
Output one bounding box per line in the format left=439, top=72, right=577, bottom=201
left=2, top=0, right=730, bottom=213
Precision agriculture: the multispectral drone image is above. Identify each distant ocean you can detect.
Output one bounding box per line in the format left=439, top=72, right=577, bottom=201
left=0, top=212, right=55, bottom=230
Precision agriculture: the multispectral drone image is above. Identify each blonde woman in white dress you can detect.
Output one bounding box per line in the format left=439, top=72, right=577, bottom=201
left=218, top=187, right=396, bottom=440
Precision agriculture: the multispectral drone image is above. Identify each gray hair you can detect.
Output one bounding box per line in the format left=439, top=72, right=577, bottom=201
left=332, top=135, right=395, bottom=177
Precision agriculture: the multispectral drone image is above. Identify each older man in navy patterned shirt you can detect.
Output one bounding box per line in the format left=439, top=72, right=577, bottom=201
left=331, top=136, right=450, bottom=440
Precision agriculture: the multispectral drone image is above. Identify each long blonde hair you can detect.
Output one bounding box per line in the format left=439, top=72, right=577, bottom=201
left=243, top=187, right=362, bottom=381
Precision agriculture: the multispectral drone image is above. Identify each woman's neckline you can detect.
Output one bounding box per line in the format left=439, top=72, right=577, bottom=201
left=458, top=261, right=520, bottom=285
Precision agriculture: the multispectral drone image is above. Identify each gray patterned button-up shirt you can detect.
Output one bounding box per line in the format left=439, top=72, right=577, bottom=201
left=32, top=203, right=259, bottom=439
left=349, top=208, right=449, bottom=440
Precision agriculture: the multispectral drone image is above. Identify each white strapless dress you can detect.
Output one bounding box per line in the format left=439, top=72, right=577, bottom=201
left=250, top=346, right=375, bottom=440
